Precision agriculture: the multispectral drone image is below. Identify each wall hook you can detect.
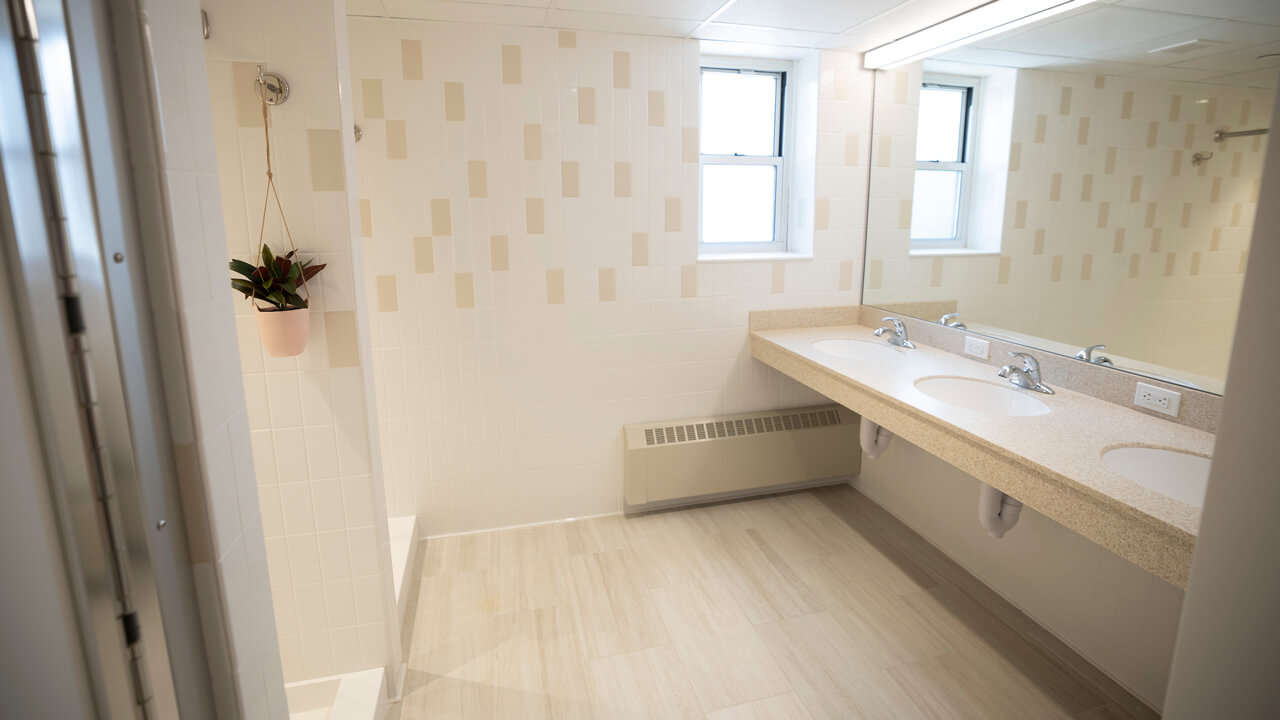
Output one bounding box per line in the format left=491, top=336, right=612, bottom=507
left=255, top=65, right=290, bottom=106
left=1191, top=151, right=1213, bottom=166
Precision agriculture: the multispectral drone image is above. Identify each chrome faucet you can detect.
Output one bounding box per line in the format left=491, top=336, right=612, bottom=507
left=997, top=351, right=1055, bottom=394
left=1075, top=344, right=1114, bottom=367
left=939, top=313, right=967, bottom=330
left=873, top=317, right=915, bottom=348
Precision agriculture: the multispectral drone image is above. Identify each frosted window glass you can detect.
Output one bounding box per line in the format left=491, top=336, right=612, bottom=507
left=916, top=86, right=966, bottom=163
left=701, top=165, right=777, bottom=244
left=910, top=170, right=961, bottom=240
left=700, top=71, right=778, bottom=156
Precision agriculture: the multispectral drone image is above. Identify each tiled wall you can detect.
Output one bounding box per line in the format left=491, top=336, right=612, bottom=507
left=347, top=17, right=872, bottom=534
left=204, top=0, right=400, bottom=685
left=865, top=65, right=1271, bottom=382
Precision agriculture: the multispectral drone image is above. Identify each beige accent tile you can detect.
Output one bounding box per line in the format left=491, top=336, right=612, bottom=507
left=680, top=128, right=701, bottom=163
left=577, top=87, right=596, bottom=124
left=681, top=265, right=697, bottom=298
left=1164, top=253, right=1177, bottom=277
left=359, top=199, right=372, bottom=238
left=454, top=272, right=474, bottom=309
left=1113, top=229, right=1125, bottom=254
left=362, top=78, right=384, bottom=119
left=598, top=268, right=616, bottom=302
left=1210, top=228, right=1221, bottom=251
left=839, top=260, right=854, bottom=291
left=1129, top=176, right=1143, bottom=203
left=1034, top=228, right=1046, bottom=255
left=1129, top=253, right=1141, bottom=279
left=1205, top=97, right=1218, bottom=123
left=1093, top=75, right=1105, bottom=89
left=414, top=237, right=434, bottom=273
left=1034, top=114, right=1047, bottom=143
left=868, top=260, right=883, bottom=290
left=1232, top=203, right=1243, bottom=226
left=1231, top=152, right=1242, bottom=178
left=1058, top=86, right=1072, bottom=115
left=233, top=62, right=267, bottom=128
left=324, top=312, right=359, bottom=368
left=1014, top=200, right=1027, bottom=229
left=613, top=51, right=630, bottom=89
left=929, top=258, right=943, bottom=288
left=386, top=119, right=407, bottom=160
left=1210, top=177, right=1222, bottom=203
left=683, top=127, right=699, bottom=163
left=558, top=30, right=576, bottom=48
left=665, top=198, right=681, bottom=232
left=897, top=199, right=912, bottom=230
left=1008, top=142, right=1021, bottom=172
left=771, top=263, right=786, bottom=294
left=524, top=123, right=542, bottom=161
left=648, top=90, right=665, bottom=127
left=431, top=199, right=452, bottom=236
left=1180, top=202, right=1192, bottom=228
left=1145, top=121, right=1159, bottom=148
left=376, top=275, right=398, bottom=311
left=527, top=199, right=545, bottom=234
left=1050, top=255, right=1063, bottom=282
left=443, top=81, right=465, bottom=122
left=997, top=256, right=1011, bottom=284
left=614, top=162, right=631, bottom=198
left=1081, top=174, right=1093, bottom=202
left=1049, top=173, right=1062, bottom=201
left=546, top=269, right=564, bottom=304
left=1239, top=250, right=1249, bottom=274
left=1145, top=203, right=1158, bottom=229
left=562, top=161, right=580, bottom=198
left=1151, top=228, right=1162, bottom=252
left=501, top=45, right=521, bottom=84
left=844, top=133, right=861, bottom=165
left=1097, top=202, right=1110, bottom=229
left=1080, top=254, right=1093, bottom=281
left=1169, top=95, right=1182, bottom=122
left=1104, top=147, right=1116, bottom=175
left=1190, top=252, right=1202, bottom=276
left=1121, top=91, right=1134, bottom=120
left=815, top=198, right=830, bottom=230
left=468, top=160, right=487, bottom=198
left=401, top=39, right=423, bottom=80
left=876, top=135, right=893, bottom=166
left=632, top=233, right=648, bottom=267
left=1077, top=117, right=1090, bottom=145
left=490, top=235, right=509, bottom=272
left=308, top=129, right=345, bottom=191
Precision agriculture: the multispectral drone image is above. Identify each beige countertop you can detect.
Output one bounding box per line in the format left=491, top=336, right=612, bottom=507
left=751, top=320, right=1214, bottom=588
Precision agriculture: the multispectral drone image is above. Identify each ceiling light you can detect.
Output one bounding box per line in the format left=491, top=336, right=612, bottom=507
left=1148, top=39, right=1227, bottom=55
left=863, top=0, right=1099, bottom=70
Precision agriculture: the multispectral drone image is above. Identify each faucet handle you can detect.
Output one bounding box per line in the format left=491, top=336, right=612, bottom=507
left=1076, top=344, right=1106, bottom=361
left=881, top=317, right=905, bottom=334
left=1008, top=351, right=1041, bottom=381
left=940, top=313, right=960, bottom=325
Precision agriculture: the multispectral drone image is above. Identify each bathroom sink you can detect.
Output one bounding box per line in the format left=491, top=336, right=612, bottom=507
left=914, top=376, right=1051, bottom=417
left=1103, top=446, right=1212, bottom=507
left=812, top=338, right=903, bottom=363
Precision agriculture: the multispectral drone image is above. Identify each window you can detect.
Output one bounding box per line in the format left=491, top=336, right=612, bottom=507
left=699, top=63, right=788, bottom=253
left=911, top=74, right=980, bottom=250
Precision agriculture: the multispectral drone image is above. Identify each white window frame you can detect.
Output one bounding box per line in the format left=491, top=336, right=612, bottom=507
left=911, top=72, right=982, bottom=251
left=698, top=59, right=791, bottom=255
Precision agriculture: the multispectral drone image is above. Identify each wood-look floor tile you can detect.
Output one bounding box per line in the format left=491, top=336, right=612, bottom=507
left=566, top=548, right=670, bottom=658
left=705, top=692, right=815, bottom=720
left=704, top=530, right=825, bottom=625
left=558, top=514, right=630, bottom=556
left=651, top=579, right=793, bottom=712
left=586, top=645, right=703, bottom=720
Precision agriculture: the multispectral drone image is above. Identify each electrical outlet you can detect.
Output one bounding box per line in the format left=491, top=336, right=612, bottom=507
left=1134, top=382, right=1182, bottom=417
left=964, top=336, right=990, bottom=360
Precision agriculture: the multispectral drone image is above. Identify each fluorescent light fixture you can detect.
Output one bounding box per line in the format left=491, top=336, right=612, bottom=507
left=863, top=0, right=1099, bottom=70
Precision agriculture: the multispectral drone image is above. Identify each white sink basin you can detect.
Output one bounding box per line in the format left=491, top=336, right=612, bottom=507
left=812, top=338, right=903, bottom=363
left=1103, top=446, right=1212, bottom=507
left=914, top=376, right=1051, bottom=417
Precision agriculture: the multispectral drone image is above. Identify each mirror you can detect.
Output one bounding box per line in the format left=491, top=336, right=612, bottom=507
left=863, top=1, right=1279, bottom=395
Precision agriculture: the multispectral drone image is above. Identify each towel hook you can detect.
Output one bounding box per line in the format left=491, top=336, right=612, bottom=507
left=255, top=65, right=290, bottom=106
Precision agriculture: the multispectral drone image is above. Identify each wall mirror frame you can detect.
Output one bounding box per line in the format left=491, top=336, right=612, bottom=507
left=860, top=0, right=1278, bottom=397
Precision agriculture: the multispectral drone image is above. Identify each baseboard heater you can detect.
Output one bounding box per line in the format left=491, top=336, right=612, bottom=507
left=623, top=404, right=862, bottom=513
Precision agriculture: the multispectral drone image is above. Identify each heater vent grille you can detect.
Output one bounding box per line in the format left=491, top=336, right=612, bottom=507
left=642, top=408, right=842, bottom=447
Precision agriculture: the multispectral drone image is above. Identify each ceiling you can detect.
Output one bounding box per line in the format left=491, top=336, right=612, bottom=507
left=347, top=0, right=1280, bottom=86
left=938, top=0, right=1280, bottom=88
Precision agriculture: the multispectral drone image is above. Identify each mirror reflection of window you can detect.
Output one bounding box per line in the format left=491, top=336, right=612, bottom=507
left=911, top=76, right=979, bottom=249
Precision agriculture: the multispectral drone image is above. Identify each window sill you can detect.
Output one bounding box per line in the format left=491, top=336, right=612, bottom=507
left=698, top=251, right=813, bottom=263
left=908, top=248, right=1001, bottom=257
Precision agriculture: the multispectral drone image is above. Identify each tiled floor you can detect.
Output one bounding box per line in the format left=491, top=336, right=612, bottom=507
left=391, top=485, right=1159, bottom=719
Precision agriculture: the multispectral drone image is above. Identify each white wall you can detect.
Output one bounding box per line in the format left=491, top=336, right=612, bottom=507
left=346, top=17, right=873, bottom=535
left=855, top=443, right=1184, bottom=708
left=1163, top=81, right=1280, bottom=720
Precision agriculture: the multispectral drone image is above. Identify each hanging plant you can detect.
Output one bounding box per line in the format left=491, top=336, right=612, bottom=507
left=229, top=83, right=328, bottom=358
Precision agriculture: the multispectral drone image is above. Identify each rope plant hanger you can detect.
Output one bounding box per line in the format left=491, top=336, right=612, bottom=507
left=229, top=66, right=326, bottom=358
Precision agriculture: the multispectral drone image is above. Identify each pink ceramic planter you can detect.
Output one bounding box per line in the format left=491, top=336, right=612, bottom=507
left=256, top=307, right=310, bottom=357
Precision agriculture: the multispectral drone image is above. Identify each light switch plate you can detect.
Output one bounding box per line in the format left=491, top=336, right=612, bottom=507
left=964, top=336, right=990, bottom=360
left=1134, top=382, right=1181, bottom=417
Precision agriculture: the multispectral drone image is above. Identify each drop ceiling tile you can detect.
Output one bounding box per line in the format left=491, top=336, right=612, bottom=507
left=1094, top=20, right=1280, bottom=66
left=1196, top=67, right=1279, bottom=88
left=348, top=0, right=388, bottom=17
left=692, top=22, right=832, bottom=48
left=1037, top=58, right=1153, bottom=76
left=715, top=0, right=909, bottom=33
left=552, top=0, right=724, bottom=22
left=847, top=0, right=990, bottom=45
left=1117, top=0, right=1280, bottom=25
left=980, top=6, right=1211, bottom=57
left=382, top=0, right=547, bottom=24
left=698, top=39, right=815, bottom=59
left=818, top=33, right=892, bottom=52
left=544, top=9, right=699, bottom=37
left=935, top=46, right=1074, bottom=69
left=1126, top=65, right=1237, bottom=83
left=1172, top=40, right=1280, bottom=72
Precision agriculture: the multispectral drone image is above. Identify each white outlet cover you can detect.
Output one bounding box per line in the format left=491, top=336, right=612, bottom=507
left=1134, top=382, right=1182, bottom=417
left=964, top=336, right=990, bottom=360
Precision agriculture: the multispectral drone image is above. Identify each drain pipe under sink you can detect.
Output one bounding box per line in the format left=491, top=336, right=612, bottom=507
left=978, top=482, right=1023, bottom=538
left=860, top=416, right=893, bottom=459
